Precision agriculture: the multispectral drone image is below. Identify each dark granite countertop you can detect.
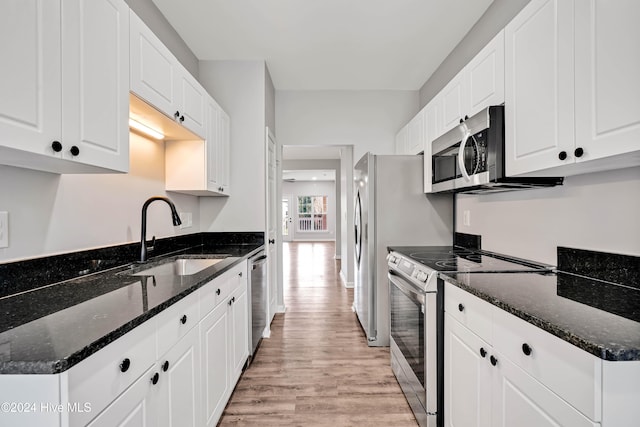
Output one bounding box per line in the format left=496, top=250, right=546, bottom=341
left=442, top=271, right=640, bottom=361
left=0, top=233, right=264, bottom=374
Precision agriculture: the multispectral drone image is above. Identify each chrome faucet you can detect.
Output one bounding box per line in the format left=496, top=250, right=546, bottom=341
left=140, top=196, right=182, bottom=262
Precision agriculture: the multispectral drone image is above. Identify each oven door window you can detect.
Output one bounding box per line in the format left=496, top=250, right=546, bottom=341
left=390, top=281, right=425, bottom=387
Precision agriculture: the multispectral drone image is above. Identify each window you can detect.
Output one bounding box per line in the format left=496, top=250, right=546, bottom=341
left=297, top=195, right=328, bottom=232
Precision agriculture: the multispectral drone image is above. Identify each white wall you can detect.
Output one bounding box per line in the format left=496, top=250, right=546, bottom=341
left=0, top=133, right=199, bottom=262
left=456, top=167, right=640, bottom=265
left=282, top=181, right=336, bottom=242
left=198, top=61, right=267, bottom=232
left=276, top=90, right=419, bottom=163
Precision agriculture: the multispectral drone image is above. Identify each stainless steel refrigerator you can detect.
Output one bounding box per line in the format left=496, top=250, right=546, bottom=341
left=353, top=153, right=453, bottom=346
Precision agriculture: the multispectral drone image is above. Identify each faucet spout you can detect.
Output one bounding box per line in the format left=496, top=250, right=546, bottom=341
left=140, top=196, right=182, bottom=262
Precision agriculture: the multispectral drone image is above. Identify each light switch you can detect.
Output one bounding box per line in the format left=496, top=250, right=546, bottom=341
left=0, top=211, right=8, bottom=248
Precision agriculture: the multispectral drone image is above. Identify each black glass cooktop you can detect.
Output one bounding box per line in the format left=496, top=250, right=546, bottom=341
left=390, top=246, right=552, bottom=273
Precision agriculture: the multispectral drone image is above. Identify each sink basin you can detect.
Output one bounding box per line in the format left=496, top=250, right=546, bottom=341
left=132, top=258, right=224, bottom=277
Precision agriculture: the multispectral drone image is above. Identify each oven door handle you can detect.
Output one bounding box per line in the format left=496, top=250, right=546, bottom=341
left=388, top=271, right=426, bottom=306
left=457, top=122, right=472, bottom=181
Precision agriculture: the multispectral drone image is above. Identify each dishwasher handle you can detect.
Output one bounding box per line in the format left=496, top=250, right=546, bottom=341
left=251, top=255, right=268, bottom=269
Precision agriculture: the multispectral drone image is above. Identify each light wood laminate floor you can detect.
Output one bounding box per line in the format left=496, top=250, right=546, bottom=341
left=218, top=241, right=417, bottom=426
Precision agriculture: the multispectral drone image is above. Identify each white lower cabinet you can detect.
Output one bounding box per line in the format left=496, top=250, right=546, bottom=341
left=200, top=262, right=248, bottom=426
left=87, top=366, right=159, bottom=427
left=443, top=281, right=640, bottom=427
left=0, top=260, right=249, bottom=427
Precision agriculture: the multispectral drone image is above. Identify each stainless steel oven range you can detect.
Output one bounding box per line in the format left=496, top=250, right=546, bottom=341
left=387, top=246, right=552, bottom=427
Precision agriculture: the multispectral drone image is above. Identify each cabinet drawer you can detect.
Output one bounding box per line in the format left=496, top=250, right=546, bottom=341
left=492, top=306, right=602, bottom=421
left=67, top=318, right=156, bottom=427
left=156, top=290, right=200, bottom=358
left=444, top=282, right=493, bottom=342
left=200, top=276, right=232, bottom=316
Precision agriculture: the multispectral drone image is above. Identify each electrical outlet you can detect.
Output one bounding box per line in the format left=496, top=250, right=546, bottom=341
left=0, top=211, right=8, bottom=248
left=463, top=210, right=471, bottom=227
left=179, top=212, right=193, bottom=229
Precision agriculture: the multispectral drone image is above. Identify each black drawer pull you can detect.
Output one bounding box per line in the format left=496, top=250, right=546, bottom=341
left=458, top=303, right=464, bottom=312
left=151, top=372, right=159, bottom=385
left=522, top=343, right=532, bottom=356
left=119, top=358, right=130, bottom=372
left=479, top=348, right=487, bottom=358
left=490, top=355, right=498, bottom=366
left=162, top=360, right=169, bottom=372
left=180, top=314, right=187, bottom=325
left=216, top=288, right=221, bottom=295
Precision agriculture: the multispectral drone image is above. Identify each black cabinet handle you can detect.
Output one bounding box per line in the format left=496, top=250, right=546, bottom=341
left=558, top=151, right=568, bottom=160
left=162, top=361, right=169, bottom=372
left=459, top=118, right=464, bottom=124
left=70, top=146, right=80, bottom=156
left=458, top=303, right=464, bottom=312
left=479, top=348, right=487, bottom=358
left=269, top=239, right=275, bottom=244
left=179, top=115, right=185, bottom=123
left=228, top=299, right=233, bottom=306
left=239, top=272, right=242, bottom=277
left=232, top=297, right=235, bottom=303
left=574, top=147, right=584, bottom=158
left=490, top=355, right=498, bottom=366
left=180, top=314, right=187, bottom=325
left=464, top=115, right=469, bottom=120
left=216, top=288, right=221, bottom=295
left=51, top=141, right=63, bottom=152
left=119, top=358, right=130, bottom=372
left=174, top=111, right=180, bottom=119
left=522, top=343, right=532, bottom=356
left=151, top=372, right=159, bottom=385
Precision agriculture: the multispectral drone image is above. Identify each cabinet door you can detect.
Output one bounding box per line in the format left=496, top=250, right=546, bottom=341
left=200, top=302, right=230, bottom=427
left=491, top=351, right=598, bottom=427
left=0, top=0, right=61, bottom=156
left=62, top=0, right=129, bottom=172
left=395, top=125, right=408, bottom=154
left=504, top=0, right=575, bottom=176
left=206, top=98, right=221, bottom=193
left=230, top=284, right=249, bottom=382
left=407, top=108, right=427, bottom=155
left=466, top=30, right=505, bottom=117
left=444, top=314, right=492, bottom=427
left=218, top=110, right=231, bottom=194
left=574, top=0, right=640, bottom=163
left=130, top=11, right=178, bottom=119
left=157, top=327, right=201, bottom=427
left=176, top=71, right=206, bottom=139
left=423, top=98, right=440, bottom=193
left=440, top=71, right=466, bottom=134
left=87, top=366, right=160, bottom=427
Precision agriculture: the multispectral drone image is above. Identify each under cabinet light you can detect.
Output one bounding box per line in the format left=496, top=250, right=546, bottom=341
left=129, top=118, right=165, bottom=140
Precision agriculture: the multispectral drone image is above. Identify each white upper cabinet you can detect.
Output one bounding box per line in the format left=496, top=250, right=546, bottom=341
left=423, top=98, right=440, bottom=193
left=466, top=30, right=505, bottom=118
left=130, top=11, right=206, bottom=139
left=406, top=107, right=427, bottom=155
left=505, top=0, right=575, bottom=177
left=165, top=96, right=231, bottom=197
left=394, top=124, right=408, bottom=154
left=62, top=0, right=130, bottom=172
left=439, top=30, right=505, bottom=136
left=0, top=0, right=130, bottom=174
left=506, top=0, right=640, bottom=177
left=573, top=0, right=640, bottom=167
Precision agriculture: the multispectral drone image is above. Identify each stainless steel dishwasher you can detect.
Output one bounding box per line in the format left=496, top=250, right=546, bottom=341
left=248, top=250, right=268, bottom=361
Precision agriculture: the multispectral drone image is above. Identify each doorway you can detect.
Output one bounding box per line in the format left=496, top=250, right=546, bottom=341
left=282, top=195, right=293, bottom=242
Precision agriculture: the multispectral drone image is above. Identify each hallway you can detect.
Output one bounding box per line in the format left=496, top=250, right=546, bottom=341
left=218, top=241, right=417, bottom=426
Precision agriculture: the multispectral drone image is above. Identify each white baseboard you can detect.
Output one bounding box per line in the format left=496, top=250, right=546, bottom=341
left=262, top=326, right=271, bottom=339
left=334, top=254, right=341, bottom=260
left=340, top=270, right=354, bottom=288
left=277, top=305, right=286, bottom=313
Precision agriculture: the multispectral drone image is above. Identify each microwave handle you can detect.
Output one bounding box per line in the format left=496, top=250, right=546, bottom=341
left=457, top=123, right=472, bottom=181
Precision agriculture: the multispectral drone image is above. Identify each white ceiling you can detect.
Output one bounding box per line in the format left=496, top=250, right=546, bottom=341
left=282, top=145, right=342, bottom=160
left=152, top=0, right=494, bottom=90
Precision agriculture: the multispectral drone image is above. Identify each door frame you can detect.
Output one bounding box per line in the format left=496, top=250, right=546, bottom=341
left=282, top=194, right=294, bottom=242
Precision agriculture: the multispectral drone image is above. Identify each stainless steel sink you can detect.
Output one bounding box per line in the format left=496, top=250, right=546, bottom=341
left=132, top=258, right=224, bottom=277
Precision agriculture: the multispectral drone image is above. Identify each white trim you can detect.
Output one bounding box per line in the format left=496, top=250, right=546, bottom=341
left=277, top=304, right=286, bottom=313
left=334, top=254, right=341, bottom=260
left=340, top=269, right=354, bottom=288
left=292, top=238, right=335, bottom=242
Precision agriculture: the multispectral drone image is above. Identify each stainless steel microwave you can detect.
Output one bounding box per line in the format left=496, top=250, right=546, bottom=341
left=430, top=106, right=563, bottom=194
